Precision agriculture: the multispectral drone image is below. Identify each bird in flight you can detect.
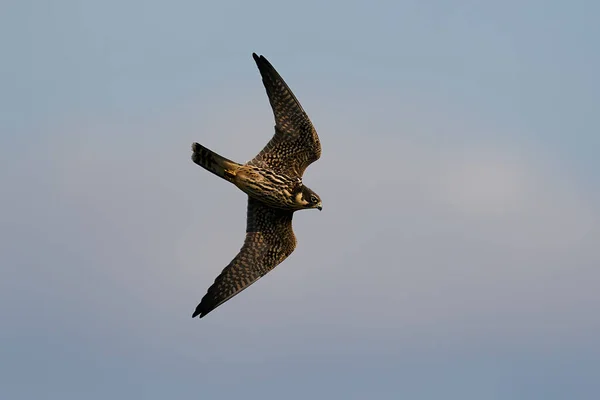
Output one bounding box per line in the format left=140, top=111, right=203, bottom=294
left=190, top=53, right=322, bottom=318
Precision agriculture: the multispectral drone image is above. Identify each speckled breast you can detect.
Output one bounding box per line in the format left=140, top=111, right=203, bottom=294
left=234, top=166, right=301, bottom=210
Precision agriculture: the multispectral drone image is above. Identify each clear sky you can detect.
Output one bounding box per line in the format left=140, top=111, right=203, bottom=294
left=1, top=1, right=599, bottom=399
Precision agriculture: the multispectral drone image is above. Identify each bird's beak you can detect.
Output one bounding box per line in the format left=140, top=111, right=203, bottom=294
left=317, top=203, right=322, bottom=211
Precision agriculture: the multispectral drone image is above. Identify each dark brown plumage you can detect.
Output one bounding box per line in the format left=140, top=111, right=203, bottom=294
left=190, top=53, right=322, bottom=319
left=249, top=53, right=321, bottom=178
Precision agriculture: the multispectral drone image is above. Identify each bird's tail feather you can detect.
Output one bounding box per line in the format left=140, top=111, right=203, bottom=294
left=191, top=142, right=241, bottom=182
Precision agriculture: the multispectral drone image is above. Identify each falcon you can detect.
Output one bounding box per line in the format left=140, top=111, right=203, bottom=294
left=190, top=53, right=322, bottom=318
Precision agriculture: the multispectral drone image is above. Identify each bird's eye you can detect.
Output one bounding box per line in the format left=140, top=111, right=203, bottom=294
left=310, top=195, right=318, bottom=203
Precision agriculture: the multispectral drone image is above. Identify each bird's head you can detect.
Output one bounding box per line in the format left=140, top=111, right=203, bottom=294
left=295, top=185, right=322, bottom=211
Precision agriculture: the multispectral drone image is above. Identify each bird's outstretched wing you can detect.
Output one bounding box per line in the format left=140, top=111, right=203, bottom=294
left=192, top=197, right=297, bottom=318
left=247, top=53, right=321, bottom=179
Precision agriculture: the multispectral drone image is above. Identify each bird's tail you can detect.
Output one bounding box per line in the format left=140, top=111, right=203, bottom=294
left=191, top=142, right=241, bottom=182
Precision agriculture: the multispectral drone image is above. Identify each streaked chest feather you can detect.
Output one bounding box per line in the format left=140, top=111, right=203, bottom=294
left=234, top=166, right=301, bottom=209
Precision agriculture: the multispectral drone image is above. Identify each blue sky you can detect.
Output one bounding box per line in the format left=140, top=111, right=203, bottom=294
left=1, top=1, right=599, bottom=399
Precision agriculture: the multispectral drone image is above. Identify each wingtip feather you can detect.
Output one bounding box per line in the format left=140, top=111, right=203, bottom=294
left=192, top=302, right=213, bottom=318
left=253, top=52, right=271, bottom=68
left=191, top=308, right=203, bottom=318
